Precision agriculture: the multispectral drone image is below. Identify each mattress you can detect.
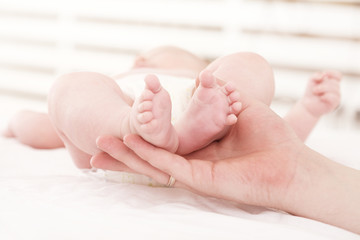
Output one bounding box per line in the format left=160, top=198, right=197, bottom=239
left=1, top=95, right=359, bottom=239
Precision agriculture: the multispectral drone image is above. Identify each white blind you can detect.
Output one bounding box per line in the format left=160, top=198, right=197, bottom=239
left=0, top=0, right=359, bottom=126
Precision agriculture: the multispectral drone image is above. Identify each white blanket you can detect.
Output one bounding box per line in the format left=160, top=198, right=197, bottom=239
left=0, top=96, right=359, bottom=239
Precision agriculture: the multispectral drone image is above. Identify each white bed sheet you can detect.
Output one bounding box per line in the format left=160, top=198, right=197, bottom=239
left=0, top=96, right=359, bottom=239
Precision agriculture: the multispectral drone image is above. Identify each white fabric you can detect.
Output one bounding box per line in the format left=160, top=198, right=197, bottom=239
left=116, top=72, right=194, bottom=123
left=1, top=96, right=359, bottom=239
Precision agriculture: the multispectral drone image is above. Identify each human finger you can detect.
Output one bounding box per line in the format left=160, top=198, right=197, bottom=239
left=320, top=93, right=341, bottom=107
left=122, top=134, right=268, bottom=204
left=311, top=72, right=325, bottom=83
left=96, top=135, right=183, bottom=187
left=91, top=151, right=135, bottom=172
left=122, top=134, right=217, bottom=191
left=324, top=70, right=342, bottom=81
left=313, top=78, right=340, bottom=95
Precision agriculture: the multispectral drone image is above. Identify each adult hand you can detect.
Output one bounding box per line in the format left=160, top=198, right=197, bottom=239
left=91, top=92, right=360, bottom=234
left=92, top=92, right=301, bottom=208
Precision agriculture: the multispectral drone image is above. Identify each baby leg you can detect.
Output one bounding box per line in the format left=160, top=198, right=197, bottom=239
left=203, top=52, right=275, bottom=105
left=4, top=110, right=64, bottom=149
left=48, top=72, right=178, bottom=168
left=57, top=130, right=93, bottom=169
left=175, top=70, right=242, bottom=155
left=48, top=72, right=134, bottom=168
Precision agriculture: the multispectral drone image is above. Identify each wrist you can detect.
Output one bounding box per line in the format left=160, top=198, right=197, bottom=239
left=298, top=99, right=322, bottom=119
left=281, top=146, right=360, bottom=233
left=284, top=101, right=320, bottom=141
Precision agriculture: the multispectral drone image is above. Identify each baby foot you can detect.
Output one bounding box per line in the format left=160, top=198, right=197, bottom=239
left=175, top=70, right=242, bottom=155
left=130, top=74, right=179, bottom=152
left=301, top=71, right=342, bottom=117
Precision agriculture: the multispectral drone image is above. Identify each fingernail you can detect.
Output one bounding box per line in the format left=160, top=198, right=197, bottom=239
left=95, top=136, right=101, bottom=148
left=96, top=136, right=112, bottom=150
left=123, top=135, right=130, bottom=147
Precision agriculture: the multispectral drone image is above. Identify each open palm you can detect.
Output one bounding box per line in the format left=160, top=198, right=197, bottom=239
left=93, top=92, right=303, bottom=209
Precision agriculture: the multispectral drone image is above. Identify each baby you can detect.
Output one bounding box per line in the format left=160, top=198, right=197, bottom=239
left=4, top=46, right=341, bottom=170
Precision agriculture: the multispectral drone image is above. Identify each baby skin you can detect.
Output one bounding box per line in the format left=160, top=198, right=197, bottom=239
left=285, top=70, right=342, bottom=141
left=132, top=70, right=242, bottom=154
left=302, top=71, right=342, bottom=117
left=4, top=48, right=342, bottom=170
left=47, top=69, right=241, bottom=168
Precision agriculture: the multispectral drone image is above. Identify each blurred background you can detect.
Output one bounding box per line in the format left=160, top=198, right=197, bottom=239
left=0, top=0, right=359, bottom=133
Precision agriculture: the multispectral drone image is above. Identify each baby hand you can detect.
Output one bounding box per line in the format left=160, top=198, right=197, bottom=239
left=301, top=71, right=342, bottom=117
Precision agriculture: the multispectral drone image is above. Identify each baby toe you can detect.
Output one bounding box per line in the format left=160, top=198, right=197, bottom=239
left=140, top=89, right=155, bottom=101
left=137, top=111, right=153, bottom=123
left=228, top=91, right=241, bottom=103
left=230, top=102, right=242, bottom=114
left=199, top=70, right=216, bottom=88
left=222, top=82, right=236, bottom=95
left=138, top=101, right=153, bottom=113
left=144, top=74, right=162, bottom=93
left=225, top=114, right=237, bottom=125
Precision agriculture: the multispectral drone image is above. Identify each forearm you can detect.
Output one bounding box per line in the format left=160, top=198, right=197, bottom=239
left=284, top=146, right=360, bottom=234
left=284, top=101, right=319, bottom=141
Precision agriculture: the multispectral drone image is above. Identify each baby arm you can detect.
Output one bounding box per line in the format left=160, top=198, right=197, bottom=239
left=4, top=110, right=64, bottom=149
left=284, top=71, right=341, bottom=141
